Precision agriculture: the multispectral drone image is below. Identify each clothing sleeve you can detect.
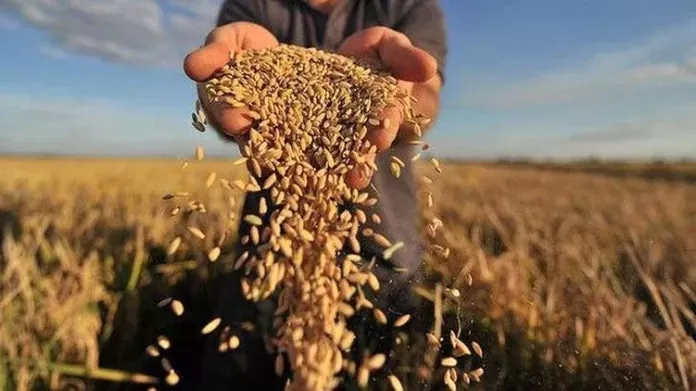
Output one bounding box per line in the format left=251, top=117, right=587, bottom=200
left=216, top=0, right=265, bottom=27
left=394, top=0, right=448, bottom=84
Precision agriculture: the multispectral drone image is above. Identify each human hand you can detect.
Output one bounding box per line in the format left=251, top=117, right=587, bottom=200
left=338, top=27, right=438, bottom=189
left=183, top=22, right=279, bottom=148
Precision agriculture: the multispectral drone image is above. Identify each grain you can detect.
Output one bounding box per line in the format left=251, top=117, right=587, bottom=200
left=195, top=146, right=205, bottom=161
left=157, top=298, right=172, bottom=308
left=387, top=375, right=403, bottom=391
left=228, top=335, right=240, bottom=349
left=472, top=341, right=483, bottom=358
left=146, top=345, right=160, bottom=357
left=244, top=214, right=263, bottom=226
left=170, top=300, right=184, bottom=316
left=441, top=357, right=457, bottom=367
left=201, top=317, right=222, bottom=335
left=165, top=370, right=180, bottom=386
left=366, top=354, right=386, bottom=371
left=190, top=44, right=435, bottom=391
left=157, top=336, right=171, bottom=350
left=187, top=226, right=206, bottom=240
left=167, top=237, right=182, bottom=256
left=373, top=308, right=388, bottom=325
left=205, top=172, right=217, bottom=188
left=469, top=368, right=484, bottom=382
left=208, top=247, right=221, bottom=262
left=382, top=241, right=404, bottom=260
left=393, top=314, right=411, bottom=328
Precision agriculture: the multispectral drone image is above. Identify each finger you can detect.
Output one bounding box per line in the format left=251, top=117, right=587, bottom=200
left=345, top=159, right=374, bottom=190
left=196, top=82, right=255, bottom=138
left=338, top=27, right=437, bottom=83
left=214, top=103, right=255, bottom=137
left=365, top=104, right=403, bottom=151
left=183, top=22, right=278, bottom=82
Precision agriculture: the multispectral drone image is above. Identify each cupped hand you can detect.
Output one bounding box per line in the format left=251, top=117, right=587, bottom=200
left=338, top=27, right=438, bottom=189
left=184, top=22, right=278, bottom=148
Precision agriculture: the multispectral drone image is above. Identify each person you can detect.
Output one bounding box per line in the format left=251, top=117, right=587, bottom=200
left=183, top=0, right=447, bottom=389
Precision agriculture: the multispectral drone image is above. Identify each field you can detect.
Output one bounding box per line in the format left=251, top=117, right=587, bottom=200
left=1, top=157, right=694, bottom=390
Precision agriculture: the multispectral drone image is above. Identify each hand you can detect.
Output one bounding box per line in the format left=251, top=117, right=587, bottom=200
left=338, top=27, right=438, bottom=189
left=183, top=22, right=279, bottom=149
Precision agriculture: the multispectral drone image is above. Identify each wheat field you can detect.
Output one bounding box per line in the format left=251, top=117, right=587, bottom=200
left=0, top=157, right=694, bottom=390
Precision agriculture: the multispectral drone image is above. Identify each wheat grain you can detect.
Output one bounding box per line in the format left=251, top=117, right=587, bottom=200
left=387, top=375, right=403, bottom=391
left=441, top=357, right=457, bottom=367
left=171, top=300, right=184, bottom=316
left=393, top=314, right=411, bottom=328
left=201, top=317, right=222, bottom=335
left=157, top=336, right=171, bottom=350
left=208, top=246, right=221, bottom=262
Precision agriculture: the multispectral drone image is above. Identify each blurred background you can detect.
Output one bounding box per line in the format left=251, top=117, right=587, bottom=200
left=0, top=1, right=695, bottom=391
left=1, top=0, right=694, bottom=159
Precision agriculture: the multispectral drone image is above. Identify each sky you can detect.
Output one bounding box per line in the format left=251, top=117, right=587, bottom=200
left=0, top=0, right=695, bottom=160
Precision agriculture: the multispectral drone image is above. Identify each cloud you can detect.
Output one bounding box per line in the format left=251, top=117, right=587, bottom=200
left=0, top=0, right=220, bottom=67
left=0, top=93, right=238, bottom=157
left=466, top=19, right=696, bottom=109
left=39, top=44, right=71, bottom=60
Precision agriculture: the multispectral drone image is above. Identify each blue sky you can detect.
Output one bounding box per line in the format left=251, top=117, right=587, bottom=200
left=0, top=0, right=695, bottom=160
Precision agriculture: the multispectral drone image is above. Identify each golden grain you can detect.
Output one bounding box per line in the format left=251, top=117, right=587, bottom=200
left=171, top=300, right=185, bottom=316
left=393, top=314, right=411, bottom=328
left=366, top=354, right=386, bottom=371
left=387, top=375, right=403, bottom=391
left=167, top=237, right=182, bottom=256
left=165, top=370, right=180, bottom=386
left=228, top=335, right=240, bottom=349
left=146, top=345, right=160, bottom=357
left=187, top=226, right=206, bottom=240
left=441, top=357, right=457, bottom=367
left=382, top=241, right=404, bottom=260
left=205, top=172, right=217, bottom=188
left=208, top=247, right=221, bottom=262
left=201, top=317, right=222, bottom=335
left=373, top=308, right=387, bottom=325
left=472, top=341, right=483, bottom=358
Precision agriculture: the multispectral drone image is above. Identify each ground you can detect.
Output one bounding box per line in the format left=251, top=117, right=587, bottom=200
left=0, top=157, right=694, bottom=390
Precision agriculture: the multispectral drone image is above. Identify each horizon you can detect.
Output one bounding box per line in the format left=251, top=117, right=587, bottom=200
left=0, top=0, right=695, bottom=160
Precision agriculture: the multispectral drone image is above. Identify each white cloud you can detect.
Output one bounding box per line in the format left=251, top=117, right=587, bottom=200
left=0, top=0, right=220, bottom=67
left=39, top=44, right=71, bottom=60
left=466, top=19, right=696, bottom=109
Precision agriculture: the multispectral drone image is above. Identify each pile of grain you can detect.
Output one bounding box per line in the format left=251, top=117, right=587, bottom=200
left=161, top=44, right=483, bottom=390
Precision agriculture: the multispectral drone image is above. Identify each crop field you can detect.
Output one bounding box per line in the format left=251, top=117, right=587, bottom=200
left=1, top=157, right=694, bottom=390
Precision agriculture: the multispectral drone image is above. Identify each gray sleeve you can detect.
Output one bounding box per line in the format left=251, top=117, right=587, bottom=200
left=216, top=0, right=265, bottom=27
left=394, top=0, right=448, bottom=84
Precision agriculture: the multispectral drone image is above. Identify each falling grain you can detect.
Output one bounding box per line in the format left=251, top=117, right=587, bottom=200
left=208, top=246, right=221, bottom=262
left=441, top=357, right=457, bottom=367
left=171, top=300, right=185, bottom=316
left=201, top=317, right=222, bottom=335
left=393, top=314, right=411, bottom=328
left=195, top=146, right=205, bottom=161
left=187, top=226, right=206, bottom=240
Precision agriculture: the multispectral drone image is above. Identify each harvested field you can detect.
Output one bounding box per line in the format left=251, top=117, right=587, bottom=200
left=1, top=157, right=694, bottom=390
